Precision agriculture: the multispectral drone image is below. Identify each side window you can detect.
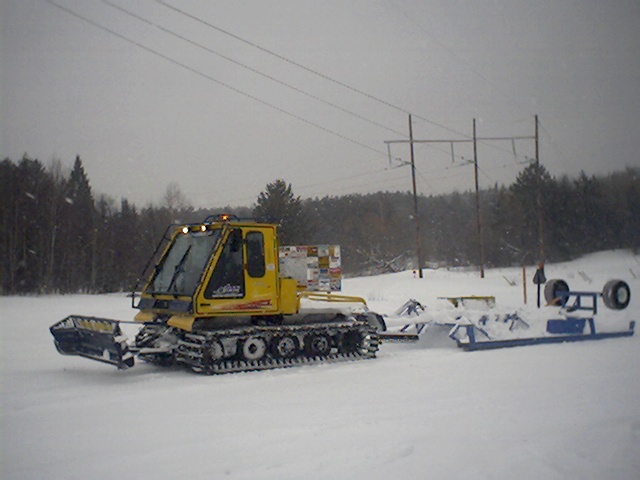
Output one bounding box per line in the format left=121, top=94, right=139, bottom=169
left=246, top=231, right=265, bottom=278
left=204, top=229, right=245, bottom=298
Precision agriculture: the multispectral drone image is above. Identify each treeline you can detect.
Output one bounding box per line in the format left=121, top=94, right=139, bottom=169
left=1, top=154, right=639, bottom=294
left=307, top=165, right=640, bottom=275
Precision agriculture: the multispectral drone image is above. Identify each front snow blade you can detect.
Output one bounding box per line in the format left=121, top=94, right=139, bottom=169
left=50, top=315, right=134, bottom=369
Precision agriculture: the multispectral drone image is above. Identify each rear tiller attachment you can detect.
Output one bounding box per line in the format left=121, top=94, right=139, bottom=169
left=50, top=316, right=134, bottom=369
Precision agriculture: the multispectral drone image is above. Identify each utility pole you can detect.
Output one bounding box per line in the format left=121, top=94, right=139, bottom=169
left=534, top=114, right=545, bottom=263
left=473, top=118, right=485, bottom=278
left=384, top=115, right=538, bottom=279
left=408, top=114, right=424, bottom=278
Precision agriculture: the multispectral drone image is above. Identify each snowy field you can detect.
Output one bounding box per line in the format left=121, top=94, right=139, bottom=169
left=2, top=250, right=640, bottom=479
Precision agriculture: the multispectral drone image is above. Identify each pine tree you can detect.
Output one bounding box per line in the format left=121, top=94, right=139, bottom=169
left=253, top=179, right=308, bottom=244
left=14, top=156, right=52, bottom=292
left=509, top=163, right=553, bottom=264
left=44, top=158, right=68, bottom=292
left=0, top=158, right=18, bottom=292
left=61, top=156, right=96, bottom=291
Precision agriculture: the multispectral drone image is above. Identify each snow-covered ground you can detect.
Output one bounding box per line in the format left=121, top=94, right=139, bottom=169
left=2, top=250, right=640, bottom=479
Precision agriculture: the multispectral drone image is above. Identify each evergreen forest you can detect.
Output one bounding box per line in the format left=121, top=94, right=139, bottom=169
left=1, top=154, right=638, bottom=294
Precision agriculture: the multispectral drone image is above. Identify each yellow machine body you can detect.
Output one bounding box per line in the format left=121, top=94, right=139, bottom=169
left=133, top=218, right=339, bottom=332
left=50, top=215, right=379, bottom=373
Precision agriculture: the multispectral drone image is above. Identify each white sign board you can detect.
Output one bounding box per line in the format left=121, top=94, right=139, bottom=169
left=279, top=245, right=342, bottom=292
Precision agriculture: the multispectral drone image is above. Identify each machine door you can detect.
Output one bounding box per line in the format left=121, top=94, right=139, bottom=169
left=203, top=228, right=245, bottom=299
left=196, top=226, right=279, bottom=314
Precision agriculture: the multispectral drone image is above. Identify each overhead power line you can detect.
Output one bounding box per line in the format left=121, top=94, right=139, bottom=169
left=103, top=1, right=407, bottom=138
left=157, top=0, right=469, bottom=138
left=538, top=121, right=573, bottom=170
left=386, top=0, right=535, bottom=118
left=46, top=0, right=388, bottom=158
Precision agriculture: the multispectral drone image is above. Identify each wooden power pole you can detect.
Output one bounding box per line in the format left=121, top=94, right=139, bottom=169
left=408, top=114, right=424, bottom=278
left=534, top=114, right=545, bottom=263
left=473, top=118, right=485, bottom=278
left=384, top=115, right=538, bottom=279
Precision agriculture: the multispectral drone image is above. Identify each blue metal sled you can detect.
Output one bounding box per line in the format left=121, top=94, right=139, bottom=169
left=450, top=285, right=634, bottom=351
left=452, top=319, right=636, bottom=351
left=380, top=280, right=635, bottom=351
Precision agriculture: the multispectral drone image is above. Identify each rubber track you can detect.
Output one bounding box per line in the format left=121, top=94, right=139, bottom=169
left=176, top=323, right=380, bottom=375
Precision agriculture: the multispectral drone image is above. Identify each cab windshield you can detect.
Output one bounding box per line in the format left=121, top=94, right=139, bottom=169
left=147, top=228, right=221, bottom=296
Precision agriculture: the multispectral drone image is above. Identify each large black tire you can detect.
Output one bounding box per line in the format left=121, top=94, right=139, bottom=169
left=544, top=279, right=570, bottom=306
left=602, top=280, right=631, bottom=310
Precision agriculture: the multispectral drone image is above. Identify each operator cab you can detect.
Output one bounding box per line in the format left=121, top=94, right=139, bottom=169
left=136, top=216, right=285, bottom=319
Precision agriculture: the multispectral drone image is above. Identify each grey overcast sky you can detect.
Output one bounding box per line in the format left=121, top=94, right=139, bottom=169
left=2, top=0, right=639, bottom=208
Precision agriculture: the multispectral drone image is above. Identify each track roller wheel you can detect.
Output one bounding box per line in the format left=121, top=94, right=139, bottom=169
left=602, top=280, right=631, bottom=310
left=207, top=338, right=224, bottom=362
left=304, top=333, right=332, bottom=357
left=241, top=336, right=267, bottom=361
left=271, top=335, right=299, bottom=358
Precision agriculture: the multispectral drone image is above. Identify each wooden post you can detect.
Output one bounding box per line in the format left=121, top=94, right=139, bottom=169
left=473, top=118, right=485, bottom=278
left=535, top=114, right=545, bottom=263
left=409, top=114, right=423, bottom=278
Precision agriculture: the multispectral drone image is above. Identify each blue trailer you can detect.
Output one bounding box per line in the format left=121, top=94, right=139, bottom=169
left=380, top=279, right=634, bottom=350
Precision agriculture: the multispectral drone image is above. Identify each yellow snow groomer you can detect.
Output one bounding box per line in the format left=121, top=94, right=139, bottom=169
left=50, top=215, right=383, bottom=374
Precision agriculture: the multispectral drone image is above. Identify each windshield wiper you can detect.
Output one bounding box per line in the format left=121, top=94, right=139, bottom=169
left=166, top=245, right=192, bottom=293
